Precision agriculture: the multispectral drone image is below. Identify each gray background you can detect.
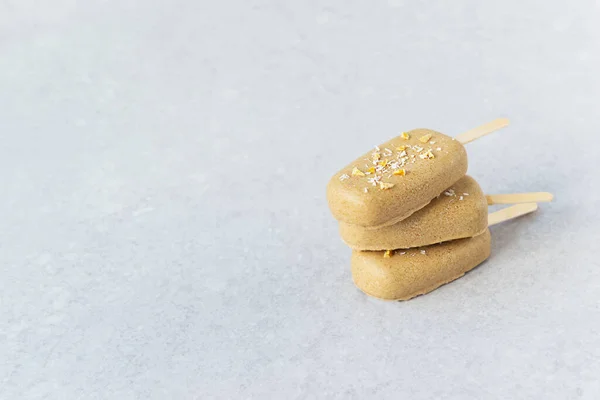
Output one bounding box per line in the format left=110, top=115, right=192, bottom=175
left=1, top=0, right=599, bottom=399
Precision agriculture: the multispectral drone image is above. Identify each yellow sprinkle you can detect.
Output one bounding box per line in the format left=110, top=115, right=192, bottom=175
left=372, top=152, right=381, bottom=161
left=419, top=133, right=433, bottom=143
left=393, top=169, right=406, bottom=176
left=352, top=167, right=365, bottom=177
left=383, top=250, right=393, bottom=258
left=367, top=167, right=376, bottom=174
left=378, top=159, right=388, bottom=168
left=396, top=145, right=407, bottom=151
left=379, top=181, right=395, bottom=190
left=401, top=132, right=410, bottom=140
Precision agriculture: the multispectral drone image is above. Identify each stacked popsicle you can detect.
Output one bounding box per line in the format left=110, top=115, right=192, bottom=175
left=326, top=119, right=552, bottom=300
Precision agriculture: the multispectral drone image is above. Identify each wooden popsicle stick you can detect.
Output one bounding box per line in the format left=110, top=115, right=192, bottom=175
left=455, top=118, right=510, bottom=145
left=486, top=192, right=553, bottom=205
left=487, top=203, right=538, bottom=227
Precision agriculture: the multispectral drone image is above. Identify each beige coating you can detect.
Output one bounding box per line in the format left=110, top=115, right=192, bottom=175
left=351, top=229, right=491, bottom=301
left=326, top=129, right=467, bottom=228
left=339, top=176, right=488, bottom=250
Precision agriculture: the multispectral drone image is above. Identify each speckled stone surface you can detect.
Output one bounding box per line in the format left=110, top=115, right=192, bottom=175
left=1, top=1, right=599, bottom=399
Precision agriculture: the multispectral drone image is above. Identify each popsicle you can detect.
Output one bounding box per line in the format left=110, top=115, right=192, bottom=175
left=352, top=230, right=491, bottom=301
left=339, top=176, right=553, bottom=250
left=326, top=119, right=509, bottom=228
left=350, top=203, right=538, bottom=301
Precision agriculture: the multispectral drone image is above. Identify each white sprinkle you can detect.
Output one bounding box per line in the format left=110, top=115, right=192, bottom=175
left=399, top=252, right=406, bottom=255
left=419, top=150, right=435, bottom=159
left=367, top=176, right=381, bottom=186
left=436, top=147, right=442, bottom=151
left=339, top=174, right=350, bottom=181
left=430, top=141, right=436, bottom=144
left=375, top=145, right=380, bottom=151
left=420, top=250, right=426, bottom=255
left=463, top=193, right=469, bottom=196
left=399, top=150, right=407, bottom=157
left=459, top=196, right=464, bottom=201
left=364, top=188, right=368, bottom=193
left=413, top=145, right=423, bottom=152
left=444, top=189, right=456, bottom=196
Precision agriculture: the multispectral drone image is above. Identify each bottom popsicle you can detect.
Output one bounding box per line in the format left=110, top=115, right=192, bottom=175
left=352, top=229, right=491, bottom=301
left=350, top=202, right=541, bottom=301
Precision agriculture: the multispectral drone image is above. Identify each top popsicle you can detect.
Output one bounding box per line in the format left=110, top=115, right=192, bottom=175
left=326, top=119, right=509, bottom=228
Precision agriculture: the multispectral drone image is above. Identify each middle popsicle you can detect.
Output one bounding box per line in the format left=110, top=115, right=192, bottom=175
left=340, top=175, right=553, bottom=250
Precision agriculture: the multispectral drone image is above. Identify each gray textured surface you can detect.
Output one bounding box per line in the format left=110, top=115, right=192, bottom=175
left=1, top=1, right=599, bottom=399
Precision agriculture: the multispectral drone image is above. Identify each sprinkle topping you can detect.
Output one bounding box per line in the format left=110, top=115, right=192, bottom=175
left=379, top=181, right=395, bottom=190
left=352, top=167, right=365, bottom=177
left=419, top=133, right=433, bottom=143
left=337, top=130, right=447, bottom=193
left=367, top=175, right=382, bottom=186
left=383, top=250, right=393, bottom=258
left=419, top=150, right=435, bottom=159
